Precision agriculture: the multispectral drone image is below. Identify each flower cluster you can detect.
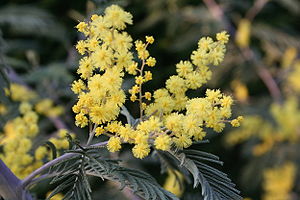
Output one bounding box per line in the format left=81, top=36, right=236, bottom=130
left=0, top=102, right=40, bottom=178
left=7, top=83, right=37, bottom=102
left=35, top=98, right=64, bottom=117
left=72, top=5, right=133, bottom=127
left=262, top=162, right=296, bottom=200
left=73, top=5, right=241, bottom=159
left=226, top=97, right=300, bottom=156
left=0, top=94, right=70, bottom=178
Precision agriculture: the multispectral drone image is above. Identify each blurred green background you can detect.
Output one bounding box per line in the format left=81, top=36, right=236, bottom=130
left=1, top=0, right=300, bottom=199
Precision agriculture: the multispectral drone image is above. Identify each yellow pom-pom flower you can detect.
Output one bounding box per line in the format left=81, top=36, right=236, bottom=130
left=107, top=137, right=122, bottom=152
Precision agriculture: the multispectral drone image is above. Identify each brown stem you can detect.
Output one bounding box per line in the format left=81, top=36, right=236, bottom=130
left=246, top=0, right=270, bottom=21
left=138, top=59, right=146, bottom=120
left=203, top=0, right=282, bottom=102
left=242, top=48, right=282, bottom=102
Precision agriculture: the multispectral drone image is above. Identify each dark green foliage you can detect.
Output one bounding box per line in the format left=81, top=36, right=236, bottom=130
left=0, top=31, right=9, bottom=104
left=157, top=145, right=242, bottom=200
left=0, top=6, right=69, bottom=46
left=46, top=153, right=92, bottom=200
left=183, top=149, right=242, bottom=200
left=46, top=146, right=179, bottom=200
left=0, top=66, right=9, bottom=103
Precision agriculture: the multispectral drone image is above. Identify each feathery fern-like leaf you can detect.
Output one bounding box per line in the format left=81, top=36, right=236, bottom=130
left=44, top=148, right=179, bottom=200
left=162, top=146, right=242, bottom=200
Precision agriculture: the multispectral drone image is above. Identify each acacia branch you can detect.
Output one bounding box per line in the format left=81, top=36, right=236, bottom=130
left=0, top=159, right=32, bottom=200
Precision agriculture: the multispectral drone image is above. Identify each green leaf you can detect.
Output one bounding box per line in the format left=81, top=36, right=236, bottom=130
left=84, top=149, right=178, bottom=200
left=44, top=148, right=178, bottom=200
left=0, top=6, right=69, bottom=46
left=163, top=146, right=242, bottom=200
left=46, top=153, right=92, bottom=200
left=22, top=63, right=73, bottom=84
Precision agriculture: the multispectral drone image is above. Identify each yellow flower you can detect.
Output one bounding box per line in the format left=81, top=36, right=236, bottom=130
left=91, top=46, right=113, bottom=70
left=71, top=79, right=86, bottom=94
left=154, top=135, right=171, bottom=151
left=113, top=32, right=133, bottom=51
left=262, top=163, right=296, bottom=200
left=72, top=5, right=236, bottom=160
left=165, top=113, right=184, bottom=132
left=231, top=80, right=248, bottom=103
left=145, top=36, right=154, bottom=44
left=198, top=37, right=213, bottom=50
left=209, top=46, right=225, bottom=65
left=287, top=60, right=300, bottom=92
left=106, top=121, right=122, bottom=133
left=90, top=104, right=119, bottom=124
left=76, top=22, right=88, bottom=33
left=144, top=71, right=152, bottom=81
left=135, top=76, right=145, bottom=85
left=137, top=116, right=162, bottom=133
left=191, top=49, right=208, bottom=66
left=132, top=143, right=150, bottom=159
left=95, top=127, right=105, bottom=136
left=146, top=57, right=156, bottom=67
left=281, top=47, right=297, bottom=68
left=186, top=98, right=211, bottom=119
left=129, top=85, right=139, bottom=94
left=9, top=83, right=37, bottom=102
left=107, top=137, right=122, bottom=152
left=138, top=49, right=150, bottom=60
left=135, top=40, right=145, bottom=52
left=173, top=134, right=192, bottom=149
left=221, top=95, right=233, bottom=108
left=216, top=31, right=230, bottom=44
left=46, top=192, right=64, bottom=200
left=0, top=103, right=7, bottom=115
left=166, top=75, right=187, bottom=94
left=77, top=57, right=93, bottom=79
left=163, top=170, right=184, bottom=197
left=130, top=94, right=137, bottom=102
left=23, top=111, right=38, bottom=124
left=235, top=19, right=251, bottom=48
left=119, top=125, right=134, bottom=142
left=206, top=89, right=222, bottom=103
left=19, top=102, right=32, bottom=114
left=127, top=62, right=138, bottom=75
left=144, top=92, right=152, bottom=100
left=35, top=146, right=48, bottom=160
left=75, top=113, right=88, bottom=128
left=237, top=116, right=244, bottom=121
left=104, top=5, right=133, bottom=30
left=231, top=119, right=240, bottom=127
left=183, top=115, right=202, bottom=137
left=76, top=40, right=86, bottom=55
left=185, top=71, right=203, bottom=89
left=176, top=60, right=193, bottom=78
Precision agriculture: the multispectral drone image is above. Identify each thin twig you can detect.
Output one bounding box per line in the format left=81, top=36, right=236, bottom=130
left=86, top=123, right=97, bottom=146
left=246, top=0, right=270, bottom=21
left=138, top=59, right=146, bottom=120
left=120, top=106, right=134, bottom=125
left=203, top=0, right=282, bottom=102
